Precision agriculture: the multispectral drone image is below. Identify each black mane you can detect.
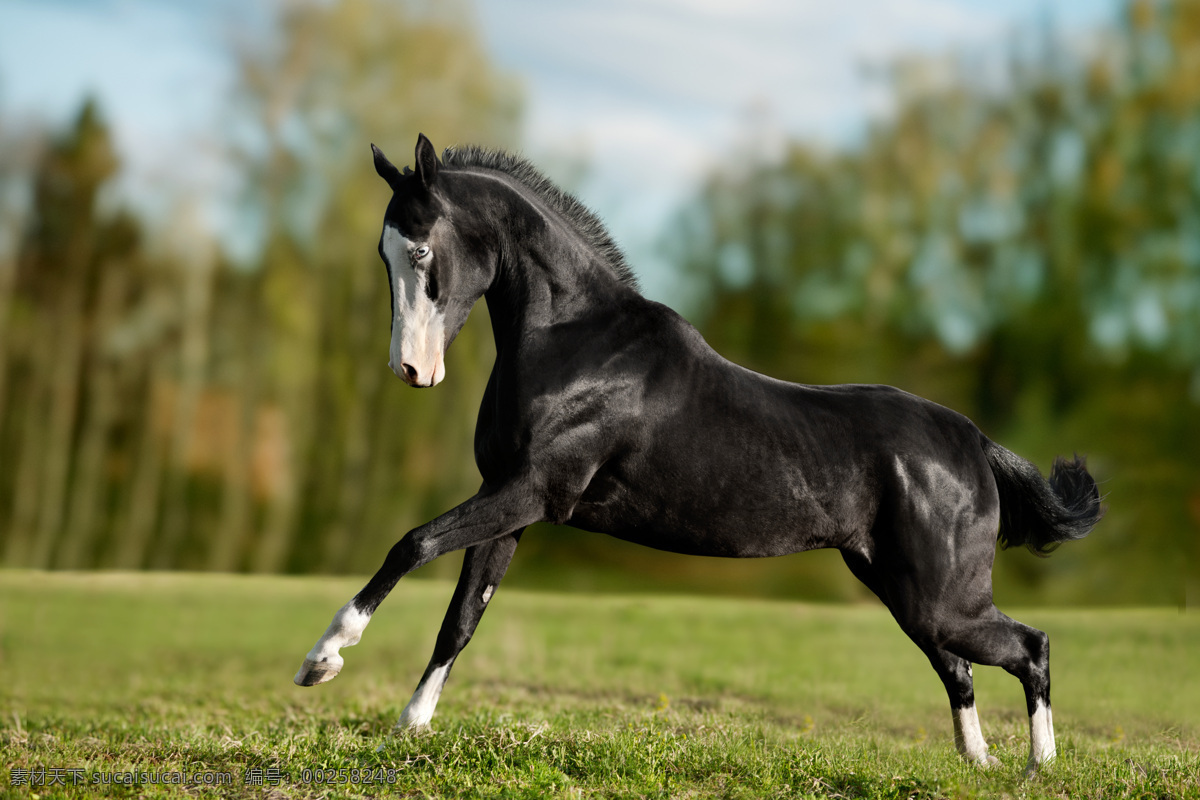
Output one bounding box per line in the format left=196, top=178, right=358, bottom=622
left=440, top=145, right=640, bottom=291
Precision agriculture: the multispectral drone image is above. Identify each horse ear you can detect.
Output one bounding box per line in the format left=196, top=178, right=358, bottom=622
left=372, top=143, right=403, bottom=190
left=415, top=133, right=439, bottom=188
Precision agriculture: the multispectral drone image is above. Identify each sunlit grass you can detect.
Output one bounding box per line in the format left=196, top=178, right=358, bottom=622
left=1, top=571, right=1196, bottom=798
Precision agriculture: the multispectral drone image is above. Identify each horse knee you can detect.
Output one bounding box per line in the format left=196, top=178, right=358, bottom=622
left=384, top=532, right=433, bottom=574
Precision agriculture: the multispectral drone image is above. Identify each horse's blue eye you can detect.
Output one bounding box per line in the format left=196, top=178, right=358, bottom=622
left=413, top=246, right=431, bottom=260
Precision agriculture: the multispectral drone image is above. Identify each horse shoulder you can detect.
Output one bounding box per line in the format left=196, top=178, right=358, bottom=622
left=472, top=296, right=678, bottom=504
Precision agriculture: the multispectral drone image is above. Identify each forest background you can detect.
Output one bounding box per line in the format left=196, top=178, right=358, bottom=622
left=0, top=0, right=1196, bottom=607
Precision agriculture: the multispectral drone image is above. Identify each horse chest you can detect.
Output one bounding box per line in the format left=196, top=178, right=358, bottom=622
left=473, top=355, right=641, bottom=487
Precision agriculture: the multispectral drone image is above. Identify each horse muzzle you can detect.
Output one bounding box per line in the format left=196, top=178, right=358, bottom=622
left=389, top=355, right=445, bottom=388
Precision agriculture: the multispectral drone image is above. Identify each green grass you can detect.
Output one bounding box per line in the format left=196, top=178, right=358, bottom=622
left=1, top=571, right=1196, bottom=798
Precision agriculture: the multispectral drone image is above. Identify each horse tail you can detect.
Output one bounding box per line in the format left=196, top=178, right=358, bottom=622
left=982, top=438, right=1104, bottom=557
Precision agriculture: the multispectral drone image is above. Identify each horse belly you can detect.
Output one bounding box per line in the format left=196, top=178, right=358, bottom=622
left=586, top=520, right=826, bottom=558
left=568, top=457, right=869, bottom=558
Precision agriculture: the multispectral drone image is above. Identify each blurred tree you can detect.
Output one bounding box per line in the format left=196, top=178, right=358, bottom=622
left=0, top=99, right=147, bottom=569
left=226, top=0, right=522, bottom=574
left=2, top=0, right=1192, bottom=607
left=0, top=0, right=522, bottom=577
left=667, top=0, right=1200, bottom=604
left=0, top=102, right=41, bottom=501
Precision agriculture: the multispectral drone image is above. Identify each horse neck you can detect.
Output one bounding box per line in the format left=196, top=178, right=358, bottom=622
left=475, top=178, right=633, bottom=353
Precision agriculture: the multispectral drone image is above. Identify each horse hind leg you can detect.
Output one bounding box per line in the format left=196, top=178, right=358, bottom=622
left=921, top=646, right=999, bottom=767
left=841, top=550, right=998, bottom=768
left=1006, top=616, right=1055, bottom=777
left=853, top=542, right=1052, bottom=773
left=930, top=607, right=1055, bottom=777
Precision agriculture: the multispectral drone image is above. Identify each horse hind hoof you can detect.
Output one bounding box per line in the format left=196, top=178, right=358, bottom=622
left=293, top=655, right=344, bottom=686
left=966, top=753, right=1000, bottom=769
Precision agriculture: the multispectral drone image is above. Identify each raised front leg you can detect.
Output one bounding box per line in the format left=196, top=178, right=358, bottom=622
left=397, top=531, right=522, bottom=731
left=294, top=482, right=541, bottom=687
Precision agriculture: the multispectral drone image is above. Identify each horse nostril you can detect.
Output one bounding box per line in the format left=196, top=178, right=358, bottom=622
left=401, top=363, right=418, bottom=383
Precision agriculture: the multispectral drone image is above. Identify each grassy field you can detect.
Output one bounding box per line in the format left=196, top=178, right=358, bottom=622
left=0, top=571, right=1196, bottom=799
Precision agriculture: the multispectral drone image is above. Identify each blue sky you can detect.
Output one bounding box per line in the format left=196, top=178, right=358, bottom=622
left=0, top=0, right=1118, bottom=297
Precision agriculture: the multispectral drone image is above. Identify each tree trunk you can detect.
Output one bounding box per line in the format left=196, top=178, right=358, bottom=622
left=0, top=253, right=16, bottom=442
left=208, top=281, right=259, bottom=572
left=3, top=320, right=51, bottom=566
left=153, top=255, right=215, bottom=569
left=56, top=266, right=127, bottom=568
left=323, top=249, right=380, bottom=572
left=113, top=366, right=171, bottom=569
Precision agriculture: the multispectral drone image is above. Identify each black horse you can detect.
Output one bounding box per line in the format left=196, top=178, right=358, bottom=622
left=295, top=134, right=1103, bottom=775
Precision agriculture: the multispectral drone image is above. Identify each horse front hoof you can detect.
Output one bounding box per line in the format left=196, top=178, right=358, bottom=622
left=375, top=727, right=427, bottom=754
left=394, top=721, right=433, bottom=736
left=984, top=754, right=1001, bottom=769
left=293, top=654, right=343, bottom=686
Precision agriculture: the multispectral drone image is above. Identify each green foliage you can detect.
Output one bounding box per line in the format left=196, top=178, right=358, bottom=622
left=1, top=572, right=1196, bottom=798
left=0, top=0, right=521, bottom=579
left=0, top=0, right=1195, bottom=607
left=226, top=0, right=522, bottom=576
left=0, top=99, right=153, bottom=574
left=666, top=0, right=1200, bottom=605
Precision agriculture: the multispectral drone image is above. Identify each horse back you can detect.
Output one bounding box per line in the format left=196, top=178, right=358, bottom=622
left=565, top=303, right=996, bottom=559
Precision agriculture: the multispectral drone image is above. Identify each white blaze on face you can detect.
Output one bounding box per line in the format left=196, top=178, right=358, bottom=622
left=381, top=225, right=446, bottom=387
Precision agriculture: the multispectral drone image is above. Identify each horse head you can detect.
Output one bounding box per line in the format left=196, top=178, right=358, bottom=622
left=372, top=134, right=494, bottom=387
